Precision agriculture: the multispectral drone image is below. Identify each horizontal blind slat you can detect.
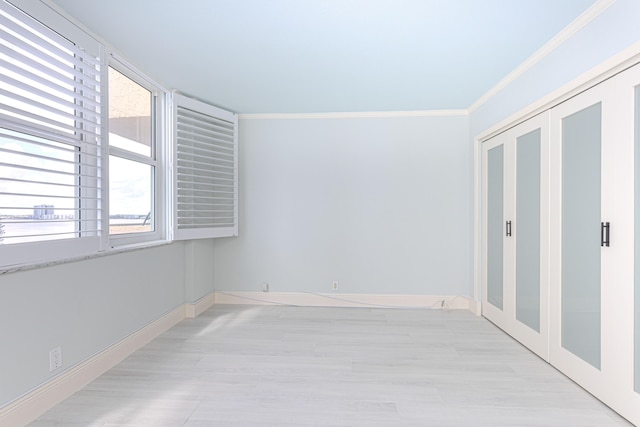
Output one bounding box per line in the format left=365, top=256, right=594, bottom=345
left=177, top=108, right=234, bottom=130
left=0, top=121, right=91, bottom=147
left=0, top=206, right=100, bottom=211
left=177, top=141, right=234, bottom=158
left=0, top=55, right=100, bottom=102
left=177, top=189, right=235, bottom=196
left=0, top=191, right=100, bottom=200
left=0, top=7, right=94, bottom=64
left=0, top=44, right=101, bottom=104
left=1, top=73, right=101, bottom=120
left=176, top=143, right=234, bottom=161
left=177, top=164, right=234, bottom=177
left=177, top=123, right=234, bottom=144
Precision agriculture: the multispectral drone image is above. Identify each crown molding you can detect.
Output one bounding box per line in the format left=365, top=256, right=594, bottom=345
left=239, top=110, right=468, bottom=120
left=468, top=0, right=616, bottom=113
left=475, top=40, right=640, bottom=142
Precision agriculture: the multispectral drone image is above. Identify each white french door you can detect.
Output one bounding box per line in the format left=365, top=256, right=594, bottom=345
left=482, top=61, right=640, bottom=426
left=549, top=64, right=639, bottom=425
left=607, top=62, right=640, bottom=425
left=482, top=112, right=550, bottom=360
left=632, top=66, right=640, bottom=426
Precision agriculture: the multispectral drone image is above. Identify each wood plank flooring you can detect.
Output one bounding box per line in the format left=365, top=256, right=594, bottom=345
left=29, top=305, right=633, bottom=426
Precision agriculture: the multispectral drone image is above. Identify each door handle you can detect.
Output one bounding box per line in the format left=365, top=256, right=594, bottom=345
left=506, top=221, right=512, bottom=237
left=601, top=222, right=610, bottom=247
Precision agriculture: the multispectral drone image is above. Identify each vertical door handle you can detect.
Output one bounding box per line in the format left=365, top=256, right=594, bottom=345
left=601, top=222, right=610, bottom=247
left=506, top=221, right=512, bottom=237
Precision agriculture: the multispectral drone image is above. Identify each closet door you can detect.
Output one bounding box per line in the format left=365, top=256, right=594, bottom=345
left=549, top=73, right=635, bottom=418
left=617, top=63, right=640, bottom=426
left=482, top=113, right=549, bottom=360
left=482, top=133, right=509, bottom=327
left=635, top=76, right=640, bottom=425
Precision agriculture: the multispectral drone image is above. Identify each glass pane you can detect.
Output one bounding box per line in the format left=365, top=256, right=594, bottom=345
left=635, top=85, right=640, bottom=393
left=487, top=145, right=504, bottom=310
left=562, top=103, right=601, bottom=369
left=516, top=129, right=541, bottom=332
left=108, top=67, right=152, bottom=157
left=0, top=130, right=80, bottom=244
left=109, top=156, right=153, bottom=235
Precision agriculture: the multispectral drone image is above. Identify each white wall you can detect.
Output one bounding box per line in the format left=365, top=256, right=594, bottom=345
left=470, top=0, right=640, bottom=137
left=214, top=114, right=472, bottom=296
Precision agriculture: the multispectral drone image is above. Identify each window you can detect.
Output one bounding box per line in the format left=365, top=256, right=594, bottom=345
left=173, top=94, right=238, bottom=240
left=0, top=0, right=235, bottom=269
left=0, top=0, right=102, bottom=266
left=107, top=64, right=164, bottom=245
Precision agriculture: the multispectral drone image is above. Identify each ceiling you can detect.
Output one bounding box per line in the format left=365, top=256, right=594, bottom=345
left=51, top=0, right=597, bottom=114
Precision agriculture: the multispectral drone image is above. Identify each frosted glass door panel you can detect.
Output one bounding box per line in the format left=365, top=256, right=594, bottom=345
left=516, top=129, right=541, bottom=332
left=636, top=85, right=640, bottom=393
left=487, top=145, right=504, bottom=310
left=562, top=103, right=601, bottom=370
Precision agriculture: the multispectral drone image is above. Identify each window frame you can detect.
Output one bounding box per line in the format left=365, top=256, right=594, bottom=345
left=106, top=56, right=167, bottom=248
left=0, top=0, right=103, bottom=267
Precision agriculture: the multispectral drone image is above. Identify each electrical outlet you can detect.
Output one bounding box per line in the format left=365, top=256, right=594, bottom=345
left=49, top=346, right=62, bottom=372
left=261, top=282, right=269, bottom=292
left=332, top=281, right=338, bottom=291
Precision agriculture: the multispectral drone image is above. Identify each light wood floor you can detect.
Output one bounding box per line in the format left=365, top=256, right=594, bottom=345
left=29, top=305, right=633, bottom=426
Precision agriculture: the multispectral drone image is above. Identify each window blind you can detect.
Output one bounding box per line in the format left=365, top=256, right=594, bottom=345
left=0, top=3, right=101, bottom=145
left=173, top=93, right=237, bottom=240
left=0, top=0, right=101, bottom=254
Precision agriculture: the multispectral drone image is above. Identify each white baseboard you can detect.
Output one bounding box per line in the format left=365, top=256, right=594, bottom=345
left=468, top=299, right=482, bottom=316
left=185, top=292, right=216, bottom=318
left=0, top=305, right=186, bottom=427
left=214, top=291, right=476, bottom=311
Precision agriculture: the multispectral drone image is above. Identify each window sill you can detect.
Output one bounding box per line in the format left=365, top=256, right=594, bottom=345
left=0, top=240, right=174, bottom=276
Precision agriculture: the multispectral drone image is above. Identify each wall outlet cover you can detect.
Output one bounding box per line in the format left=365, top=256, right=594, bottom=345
left=49, top=346, right=62, bottom=372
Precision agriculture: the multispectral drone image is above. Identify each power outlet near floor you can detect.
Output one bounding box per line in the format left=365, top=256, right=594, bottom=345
left=261, top=282, right=270, bottom=292
left=49, top=346, right=62, bottom=372
left=332, top=280, right=339, bottom=291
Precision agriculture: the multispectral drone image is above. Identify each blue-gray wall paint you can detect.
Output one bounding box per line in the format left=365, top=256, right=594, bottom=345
left=214, top=115, right=473, bottom=296
left=184, top=240, right=216, bottom=303
left=0, top=244, right=187, bottom=407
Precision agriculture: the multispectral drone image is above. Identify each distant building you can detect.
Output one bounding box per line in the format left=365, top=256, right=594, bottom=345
left=34, top=205, right=54, bottom=219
